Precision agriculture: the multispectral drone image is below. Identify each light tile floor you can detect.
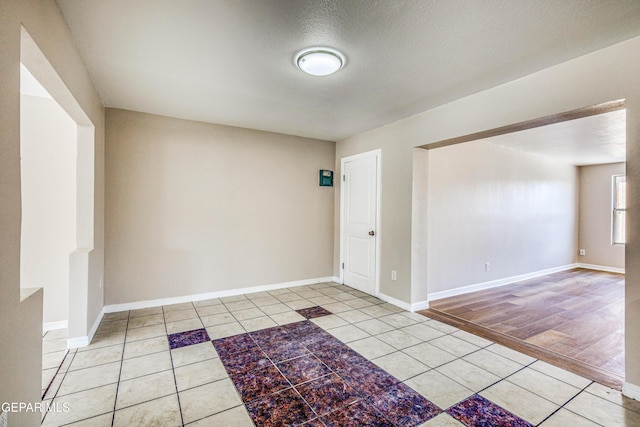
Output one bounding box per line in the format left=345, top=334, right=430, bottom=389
left=40, top=282, right=640, bottom=426
left=42, top=329, right=69, bottom=399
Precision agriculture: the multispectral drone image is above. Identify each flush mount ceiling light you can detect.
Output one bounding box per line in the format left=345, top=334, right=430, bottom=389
left=295, top=47, right=345, bottom=76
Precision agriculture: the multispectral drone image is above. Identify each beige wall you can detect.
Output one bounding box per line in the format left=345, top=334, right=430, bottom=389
left=105, top=109, right=335, bottom=304
left=336, top=36, right=640, bottom=386
left=0, top=1, right=105, bottom=424
left=579, top=162, right=626, bottom=269
left=427, top=141, right=578, bottom=294
left=335, top=138, right=415, bottom=303
left=20, top=95, right=77, bottom=324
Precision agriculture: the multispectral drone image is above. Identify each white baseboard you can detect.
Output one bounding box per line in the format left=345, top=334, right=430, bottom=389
left=67, top=336, right=87, bottom=348
left=43, top=320, right=68, bottom=332
left=68, top=308, right=104, bottom=349
left=103, top=276, right=336, bottom=313
left=410, top=300, right=430, bottom=312
left=623, top=382, right=640, bottom=401
left=428, top=264, right=578, bottom=301
left=377, top=292, right=411, bottom=311
left=331, top=276, right=341, bottom=284
left=577, top=263, right=625, bottom=274
left=376, top=293, right=428, bottom=312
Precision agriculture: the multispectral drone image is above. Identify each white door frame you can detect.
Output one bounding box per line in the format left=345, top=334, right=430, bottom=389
left=339, top=149, right=382, bottom=296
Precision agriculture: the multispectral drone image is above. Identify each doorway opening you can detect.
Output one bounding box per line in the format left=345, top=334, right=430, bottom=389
left=19, top=27, right=96, bottom=396
left=415, top=100, right=627, bottom=388
left=20, top=64, right=77, bottom=396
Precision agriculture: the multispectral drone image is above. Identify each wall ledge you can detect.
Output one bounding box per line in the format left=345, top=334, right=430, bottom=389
left=20, top=287, right=42, bottom=302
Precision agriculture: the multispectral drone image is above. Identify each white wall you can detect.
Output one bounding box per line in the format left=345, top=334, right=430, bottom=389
left=106, top=109, right=335, bottom=304
left=20, top=94, right=77, bottom=323
left=427, top=141, right=578, bottom=295
left=579, top=162, right=626, bottom=269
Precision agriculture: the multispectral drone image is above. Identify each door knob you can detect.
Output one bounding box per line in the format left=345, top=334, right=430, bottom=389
left=368, top=230, right=375, bottom=236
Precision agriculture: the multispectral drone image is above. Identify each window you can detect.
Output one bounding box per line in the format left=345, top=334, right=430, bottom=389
left=612, top=174, right=626, bottom=245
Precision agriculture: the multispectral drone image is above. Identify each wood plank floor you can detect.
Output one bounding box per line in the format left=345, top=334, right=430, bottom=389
left=424, top=268, right=624, bottom=387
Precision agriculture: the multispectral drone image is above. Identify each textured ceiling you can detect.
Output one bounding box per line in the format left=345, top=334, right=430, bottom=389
left=56, top=0, right=640, bottom=141
left=484, top=109, right=626, bottom=166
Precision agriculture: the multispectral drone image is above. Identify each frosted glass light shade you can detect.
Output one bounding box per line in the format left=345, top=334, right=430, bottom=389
left=295, top=48, right=345, bottom=76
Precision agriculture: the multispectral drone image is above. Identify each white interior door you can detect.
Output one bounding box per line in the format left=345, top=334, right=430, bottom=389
left=342, top=152, right=378, bottom=295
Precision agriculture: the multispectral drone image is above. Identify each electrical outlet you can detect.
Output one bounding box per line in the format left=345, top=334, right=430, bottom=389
left=391, top=271, right=397, bottom=281
left=1, top=410, right=8, bottom=427
left=485, top=263, right=490, bottom=272
left=579, top=249, right=586, bottom=256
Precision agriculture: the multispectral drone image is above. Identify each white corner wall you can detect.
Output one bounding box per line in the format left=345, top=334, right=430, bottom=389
left=105, top=109, right=335, bottom=305
left=20, top=95, right=77, bottom=323
left=578, top=162, right=626, bottom=269
left=426, top=141, right=578, bottom=295
left=1, top=1, right=105, bottom=424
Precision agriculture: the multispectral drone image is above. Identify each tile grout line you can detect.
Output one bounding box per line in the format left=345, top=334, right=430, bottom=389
left=350, top=320, right=544, bottom=421
left=41, top=347, right=70, bottom=400
left=241, top=297, right=397, bottom=417
left=375, top=327, right=493, bottom=409
left=164, top=304, right=186, bottom=427
left=269, top=317, right=355, bottom=423
left=162, top=300, right=239, bottom=424
left=427, top=331, right=549, bottom=423
left=63, top=285, right=630, bottom=427
left=56, top=304, right=416, bottom=424
left=109, top=311, right=131, bottom=427
left=41, top=348, right=78, bottom=425
left=427, top=343, right=602, bottom=426
left=217, top=317, right=415, bottom=425
left=436, top=348, right=544, bottom=418
left=219, top=297, right=250, bottom=335
left=533, top=381, right=596, bottom=426
left=246, top=332, right=306, bottom=418
left=226, top=321, right=330, bottom=423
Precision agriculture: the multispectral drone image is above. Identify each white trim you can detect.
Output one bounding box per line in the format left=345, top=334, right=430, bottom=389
left=43, top=320, right=68, bottom=332
left=410, top=300, right=430, bottom=312
left=428, top=264, right=578, bottom=301
left=369, top=292, right=429, bottom=313
left=69, top=276, right=339, bottom=347
left=68, top=308, right=104, bottom=349
left=378, top=292, right=411, bottom=311
left=331, top=276, right=342, bottom=284
left=339, top=149, right=382, bottom=297
left=623, top=382, right=640, bottom=401
left=577, top=263, right=625, bottom=274
left=67, top=336, right=88, bottom=348
left=103, top=277, right=335, bottom=313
